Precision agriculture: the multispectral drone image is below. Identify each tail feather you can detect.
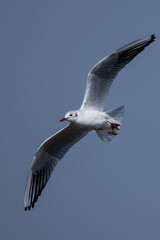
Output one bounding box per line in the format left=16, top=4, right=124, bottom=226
left=96, top=105, right=124, bottom=143
left=105, top=105, right=124, bottom=125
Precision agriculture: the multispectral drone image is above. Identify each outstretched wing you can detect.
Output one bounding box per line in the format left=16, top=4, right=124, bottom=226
left=24, top=124, right=88, bottom=211
left=81, top=34, right=155, bottom=111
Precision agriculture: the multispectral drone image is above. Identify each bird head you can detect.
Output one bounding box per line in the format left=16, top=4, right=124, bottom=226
left=60, top=110, right=78, bottom=122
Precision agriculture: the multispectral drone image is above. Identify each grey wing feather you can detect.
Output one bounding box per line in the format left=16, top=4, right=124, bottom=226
left=81, top=34, right=156, bottom=111
left=24, top=124, right=88, bottom=211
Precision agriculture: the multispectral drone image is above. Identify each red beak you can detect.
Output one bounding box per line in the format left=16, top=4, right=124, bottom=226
left=60, top=117, right=69, bottom=122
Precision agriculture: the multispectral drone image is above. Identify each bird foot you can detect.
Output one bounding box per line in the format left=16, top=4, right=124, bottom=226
left=103, top=130, right=118, bottom=135
left=107, top=121, right=120, bottom=130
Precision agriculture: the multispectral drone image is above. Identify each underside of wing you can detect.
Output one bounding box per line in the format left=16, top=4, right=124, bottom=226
left=24, top=124, right=88, bottom=211
left=81, top=34, right=155, bottom=111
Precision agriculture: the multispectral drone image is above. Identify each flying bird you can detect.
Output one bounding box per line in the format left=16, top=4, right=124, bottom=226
left=24, top=34, right=156, bottom=210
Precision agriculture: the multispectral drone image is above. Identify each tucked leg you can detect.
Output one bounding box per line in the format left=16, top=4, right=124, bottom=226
left=103, top=130, right=118, bottom=135
left=107, top=121, right=120, bottom=130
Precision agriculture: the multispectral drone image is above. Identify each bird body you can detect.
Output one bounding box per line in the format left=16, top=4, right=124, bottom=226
left=69, top=109, right=108, bottom=130
left=24, top=34, right=156, bottom=210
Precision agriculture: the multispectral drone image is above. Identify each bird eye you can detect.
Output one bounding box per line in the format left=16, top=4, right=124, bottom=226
left=69, top=114, right=72, bottom=117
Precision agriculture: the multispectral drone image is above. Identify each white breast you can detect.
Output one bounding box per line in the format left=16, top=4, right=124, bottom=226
left=75, top=110, right=107, bottom=130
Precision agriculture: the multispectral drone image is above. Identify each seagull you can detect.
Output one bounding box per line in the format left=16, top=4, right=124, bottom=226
left=24, top=34, right=156, bottom=210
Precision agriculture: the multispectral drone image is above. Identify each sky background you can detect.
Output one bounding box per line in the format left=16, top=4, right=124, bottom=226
left=1, top=0, right=160, bottom=239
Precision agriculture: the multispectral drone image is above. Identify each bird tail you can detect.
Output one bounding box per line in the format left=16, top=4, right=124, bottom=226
left=96, top=105, right=124, bottom=143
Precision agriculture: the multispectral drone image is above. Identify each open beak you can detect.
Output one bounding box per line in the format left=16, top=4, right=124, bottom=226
left=60, top=117, right=69, bottom=122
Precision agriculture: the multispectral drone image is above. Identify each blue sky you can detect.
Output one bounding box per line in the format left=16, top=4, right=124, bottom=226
left=1, top=1, right=160, bottom=239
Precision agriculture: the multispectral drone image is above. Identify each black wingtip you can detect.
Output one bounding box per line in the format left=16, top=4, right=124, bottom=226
left=24, top=205, right=32, bottom=211
left=150, top=34, right=156, bottom=42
